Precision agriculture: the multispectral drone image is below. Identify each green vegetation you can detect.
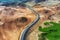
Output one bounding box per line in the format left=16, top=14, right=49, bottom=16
left=44, top=22, right=50, bottom=25
left=38, top=33, right=46, bottom=40
left=38, top=21, right=60, bottom=40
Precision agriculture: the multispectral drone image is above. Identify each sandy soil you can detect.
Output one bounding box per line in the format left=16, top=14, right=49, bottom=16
left=26, top=4, right=60, bottom=40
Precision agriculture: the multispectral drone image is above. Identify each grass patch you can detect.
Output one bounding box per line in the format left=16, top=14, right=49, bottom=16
left=38, top=21, right=60, bottom=40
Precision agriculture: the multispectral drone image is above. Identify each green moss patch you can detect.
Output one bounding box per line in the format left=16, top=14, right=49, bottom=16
left=38, top=21, right=60, bottom=40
